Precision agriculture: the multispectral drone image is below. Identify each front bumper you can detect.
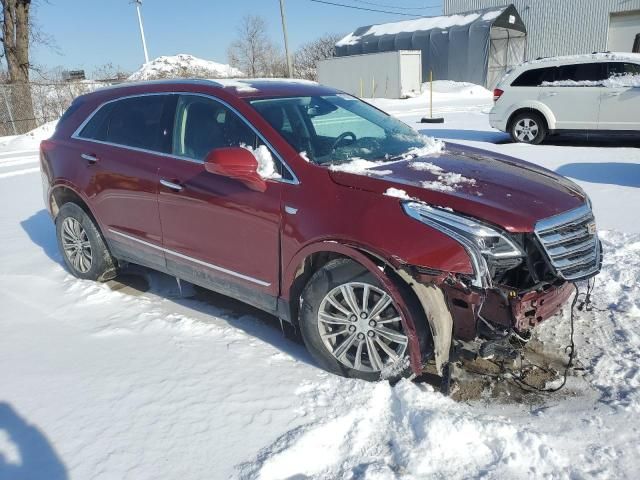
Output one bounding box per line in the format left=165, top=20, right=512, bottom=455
left=478, top=282, right=575, bottom=335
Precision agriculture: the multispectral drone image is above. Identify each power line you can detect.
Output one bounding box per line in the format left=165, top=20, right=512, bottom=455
left=308, top=0, right=422, bottom=17
left=351, top=0, right=441, bottom=11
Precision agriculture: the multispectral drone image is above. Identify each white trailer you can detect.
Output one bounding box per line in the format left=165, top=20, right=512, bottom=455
left=317, top=50, right=422, bottom=99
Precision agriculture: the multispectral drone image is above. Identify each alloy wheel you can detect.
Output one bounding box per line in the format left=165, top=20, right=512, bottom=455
left=317, top=282, right=408, bottom=372
left=61, top=217, right=93, bottom=273
left=514, top=118, right=539, bottom=142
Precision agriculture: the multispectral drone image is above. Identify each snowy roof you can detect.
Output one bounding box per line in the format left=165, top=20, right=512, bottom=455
left=525, top=52, right=640, bottom=66
left=128, top=54, right=243, bottom=81
left=336, top=6, right=516, bottom=48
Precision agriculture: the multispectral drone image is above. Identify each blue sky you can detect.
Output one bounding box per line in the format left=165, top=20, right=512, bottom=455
left=31, top=0, right=442, bottom=76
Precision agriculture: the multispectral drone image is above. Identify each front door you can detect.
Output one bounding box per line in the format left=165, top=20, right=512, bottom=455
left=598, top=62, right=640, bottom=130
left=156, top=94, right=283, bottom=312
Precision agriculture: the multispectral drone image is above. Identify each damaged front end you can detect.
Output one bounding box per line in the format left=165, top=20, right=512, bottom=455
left=401, top=202, right=602, bottom=374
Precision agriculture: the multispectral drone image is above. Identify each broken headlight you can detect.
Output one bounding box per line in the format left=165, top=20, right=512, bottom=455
left=402, top=201, right=524, bottom=287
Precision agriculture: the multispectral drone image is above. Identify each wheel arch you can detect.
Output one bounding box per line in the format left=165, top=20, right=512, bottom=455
left=507, top=102, right=556, bottom=131
left=283, top=241, right=432, bottom=374
left=49, top=182, right=98, bottom=225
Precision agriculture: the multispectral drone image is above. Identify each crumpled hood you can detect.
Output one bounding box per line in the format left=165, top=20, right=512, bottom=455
left=328, top=142, right=586, bottom=232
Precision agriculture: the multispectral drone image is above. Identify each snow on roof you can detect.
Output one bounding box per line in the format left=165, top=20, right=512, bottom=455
left=336, top=7, right=506, bottom=47
left=526, top=52, right=640, bottom=66
left=128, top=54, right=243, bottom=81
left=212, top=78, right=319, bottom=93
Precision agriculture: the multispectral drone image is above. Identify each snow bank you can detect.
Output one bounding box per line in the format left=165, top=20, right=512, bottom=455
left=128, top=54, right=243, bottom=81
left=0, top=120, right=57, bottom=151
left=426, top=80, right=493, bottom=98
left=240, top=379, right=567, bottom=479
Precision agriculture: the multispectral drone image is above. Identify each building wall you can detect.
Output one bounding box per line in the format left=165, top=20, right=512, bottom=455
left=444, top=0, right=640, bottom=59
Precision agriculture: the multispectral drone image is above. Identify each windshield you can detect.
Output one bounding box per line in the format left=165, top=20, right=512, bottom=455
left=249, top=94, right=429, bottom=165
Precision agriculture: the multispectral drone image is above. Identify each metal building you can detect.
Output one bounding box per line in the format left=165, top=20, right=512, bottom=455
left=444, top=0, right=640, bottom=60
left=333, top=6, right=527, bottom=89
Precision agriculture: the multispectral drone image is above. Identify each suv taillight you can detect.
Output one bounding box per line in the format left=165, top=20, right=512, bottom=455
left=493, top=88, right=504, bottom=102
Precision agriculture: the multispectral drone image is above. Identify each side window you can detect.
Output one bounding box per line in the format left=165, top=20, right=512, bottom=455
left=172, top=95, right=258, bottom=160
left=172, top=95, right=291, bottom=180
left=511, top=67, right=555, bottom=87
left=555, top=63, right=606, bottom=84
left=78, top=95, right=169, bottom=152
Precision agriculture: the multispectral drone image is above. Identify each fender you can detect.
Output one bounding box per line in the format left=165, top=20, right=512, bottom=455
left=506, top=100, right=557, bottom=130
left=284, top=240, right=445, bottom=375
left=47, top=180, right=109, bottom=234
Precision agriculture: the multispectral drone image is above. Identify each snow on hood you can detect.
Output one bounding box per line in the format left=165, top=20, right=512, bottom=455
left=127, top=54, right=243, bottom=81
left=329, top=143, right=587, bottom=232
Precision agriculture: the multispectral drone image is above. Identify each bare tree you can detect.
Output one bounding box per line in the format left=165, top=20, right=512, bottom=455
left=1, top=0, right=37, bottom=132
left=294, top=33, right=342, bottom=81
left=227, top=15, right=286, bottom=77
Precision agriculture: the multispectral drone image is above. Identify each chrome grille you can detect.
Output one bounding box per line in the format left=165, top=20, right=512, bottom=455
left=534, top=204, right=601, bottom=281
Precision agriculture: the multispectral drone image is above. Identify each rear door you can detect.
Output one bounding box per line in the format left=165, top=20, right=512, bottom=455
left=538, top=62, right=606, bottom=130
left=598, top=62, right=640, bottom=130
left=72, top=94, right=175, bottom=270
left=156, top=94, right=288, bottom=312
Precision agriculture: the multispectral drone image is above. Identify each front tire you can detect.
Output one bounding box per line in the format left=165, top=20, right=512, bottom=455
left=299, top=259, right=411, bottom=381
left=56, top=203, right=117, bottom=282
left=510, top=111, right=547, bottom=144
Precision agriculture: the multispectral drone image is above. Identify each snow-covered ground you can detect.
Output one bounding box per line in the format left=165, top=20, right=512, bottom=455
left=1, top=82, right=640, bottom=479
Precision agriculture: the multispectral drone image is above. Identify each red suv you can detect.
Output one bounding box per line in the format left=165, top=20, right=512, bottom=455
left=40, top=79, right=601, bottom=381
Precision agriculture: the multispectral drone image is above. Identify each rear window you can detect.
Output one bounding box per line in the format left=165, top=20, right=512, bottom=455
left=608, top=62, right=640, bottom=76
left=78, top=95, right=170, bottom=152
left=511, top=67, right=555, bottom=87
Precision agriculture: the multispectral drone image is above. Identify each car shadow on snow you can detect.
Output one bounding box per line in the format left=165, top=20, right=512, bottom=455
left=20, top=209, right=63, bottom=266
left=0, top=402, right=68, bottom=480
left=556, top=162, right=640, bottom=188
left=418, top=127, right=510, bottom=144
left=113, top=265, right=317, bottom=369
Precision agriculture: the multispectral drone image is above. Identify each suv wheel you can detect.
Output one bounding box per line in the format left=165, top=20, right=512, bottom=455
left=56, top=203, right=117, bottom=282
left=510, top=111, right=547, bottom=144
left=299, top=259, right=411, bottom=381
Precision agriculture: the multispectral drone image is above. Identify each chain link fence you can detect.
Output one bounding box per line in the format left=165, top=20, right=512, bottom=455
left=0, top=81, right=117, bottom=136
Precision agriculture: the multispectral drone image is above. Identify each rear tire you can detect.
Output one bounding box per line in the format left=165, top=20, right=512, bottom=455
left=299, top=258, right=412, bottom=381
left=55, top=203, right=117, bottom=282
left=510, top=111, right=547, bottom=144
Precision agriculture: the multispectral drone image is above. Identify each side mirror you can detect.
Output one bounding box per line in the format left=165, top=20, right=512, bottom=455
left=204, top=147, right=267, bottom=192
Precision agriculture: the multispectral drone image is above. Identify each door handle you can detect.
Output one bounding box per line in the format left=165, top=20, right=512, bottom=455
left=604, top=91, right=622, bottom=97
left=81, top=153, right=98, bottom=164
left=542, top=92, right=558, bottom=97
left=160, top=179, right=184, bottom=192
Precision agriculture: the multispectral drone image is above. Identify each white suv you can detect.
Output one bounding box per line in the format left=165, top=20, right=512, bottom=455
left=490, top=53, right=640, bottom=144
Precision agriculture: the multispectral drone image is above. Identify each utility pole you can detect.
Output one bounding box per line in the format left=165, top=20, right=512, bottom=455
left=279, top=0, right=294, bottom=77
left=133, top=0, right=150, bottom=64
